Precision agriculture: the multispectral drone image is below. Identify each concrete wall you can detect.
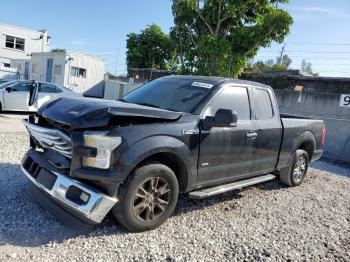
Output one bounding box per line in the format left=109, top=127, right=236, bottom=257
left=64, top=52, right=105, bottom=93
left=0, top=23, right=49, bottom=66
left=29, top=52, right=66, bottom=84
left=10, top=59, right=28, bottom=78
left=241, top=75, right=350, bottom=165
left=0, top=66, right=18, bottom=80
left=24, top=51, right=105, bottom=93
left=103, top=80, right=141, bottom=100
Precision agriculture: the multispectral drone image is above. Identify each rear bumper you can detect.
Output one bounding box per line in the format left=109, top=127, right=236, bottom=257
left=311, top=149, right=323, bottom=162
left=21, top=151, right=118, bottom=224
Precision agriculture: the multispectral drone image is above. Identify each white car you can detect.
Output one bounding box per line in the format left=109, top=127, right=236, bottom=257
left=0, top=80, right=80, bottom=112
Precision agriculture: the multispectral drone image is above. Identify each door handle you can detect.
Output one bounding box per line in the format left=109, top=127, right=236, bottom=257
left=246, top=131, right=258, bottom=139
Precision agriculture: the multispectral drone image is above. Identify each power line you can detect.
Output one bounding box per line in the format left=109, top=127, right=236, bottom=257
left=309, top=64, right=350, bottom=66
left=255, top=56, right=350, bottom=60
left=262, top=50, right=350, bottom=54
left=284, top=42, right=350, bottom=46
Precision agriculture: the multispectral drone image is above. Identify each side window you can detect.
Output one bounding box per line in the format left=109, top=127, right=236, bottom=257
left=11, top=83, right=31, bottom=92
left=39, top=83, right=61, bottom=93
left=54, top=64, right=62, bottom=75
left=255, top=89, right=273, bottom=120
left=203, top=86, right=250, bottom=120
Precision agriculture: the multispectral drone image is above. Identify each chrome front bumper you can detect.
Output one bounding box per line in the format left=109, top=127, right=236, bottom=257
left=21, top=165, right=118, bottom=224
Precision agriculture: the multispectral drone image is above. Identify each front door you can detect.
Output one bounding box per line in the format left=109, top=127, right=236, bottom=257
left=24, top=62, right=29, bottom=80
left=198, top=85, right=255, bottom=186
left=3, top=82, right=32, bottom=111
left=46, top=58, right=53, bottom=83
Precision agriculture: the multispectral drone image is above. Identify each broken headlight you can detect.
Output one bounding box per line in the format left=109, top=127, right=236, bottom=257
left=83, top=132, right=122, bottom=169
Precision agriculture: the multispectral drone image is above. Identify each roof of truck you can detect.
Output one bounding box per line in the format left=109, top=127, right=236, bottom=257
left=163, top=75, right=271, bottom=89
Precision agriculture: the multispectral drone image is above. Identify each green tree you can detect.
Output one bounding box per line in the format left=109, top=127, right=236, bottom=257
left=171, top=0, right=293, bottom=77
left=276, top=54, right=292, bottom=68
left=301, top=59, right=318, bottom=76
left=248, top=53, right=293, bottom=73
left=126, top=24, right=175, bottom=71
left=50, top=48, right=66, bottom=53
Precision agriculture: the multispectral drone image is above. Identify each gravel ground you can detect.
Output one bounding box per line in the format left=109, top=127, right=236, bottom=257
left=0, top=132, right=349, bottom=262
left=0, top=114, right=27, bottom=132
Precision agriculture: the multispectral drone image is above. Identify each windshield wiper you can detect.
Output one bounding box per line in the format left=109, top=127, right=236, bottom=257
left=118, top=98, right=129, bottom=103
left=135, top=102, right=162, bottom=109
left=135, top=102, right=178, bottom=112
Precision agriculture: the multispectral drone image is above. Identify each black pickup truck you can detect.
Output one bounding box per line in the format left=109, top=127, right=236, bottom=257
left=21, top=76, right=325, bottom=232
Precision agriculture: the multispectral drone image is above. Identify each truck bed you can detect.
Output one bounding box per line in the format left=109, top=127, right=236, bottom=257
left=277, top=116, right=325, bottom=170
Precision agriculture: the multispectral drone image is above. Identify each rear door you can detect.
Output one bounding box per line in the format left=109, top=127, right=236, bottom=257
left=198, top=84, right=256, bottom=186
left=3, top=82, right=32, bottom=111
left=251, top=87, right=282, bottom=175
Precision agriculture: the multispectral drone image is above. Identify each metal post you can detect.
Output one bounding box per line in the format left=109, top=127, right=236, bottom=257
left=115, top=48, right=119, bottom=82
left=150, top=58, right=155, bottom=80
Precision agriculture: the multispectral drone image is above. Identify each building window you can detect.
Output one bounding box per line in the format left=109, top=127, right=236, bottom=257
left=15, top=63, right=22, bottom=71
left=5, top=35, right=25, bottom=51
left=54, top=64, right=62, bottom=75
left=3, top=63, right=11, bottom=68
left=32, top=63, right=39, bottom=73
left=71, top=66, right=86, bottom=78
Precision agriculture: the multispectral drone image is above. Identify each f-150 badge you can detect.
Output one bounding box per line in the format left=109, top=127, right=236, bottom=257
left=182, top=129, right=199, bottom=135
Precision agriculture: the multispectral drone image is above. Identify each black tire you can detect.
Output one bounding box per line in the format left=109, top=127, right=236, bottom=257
left=279, top=149, right=309, bottom=187
left=113, top=162, right=179, bottom=232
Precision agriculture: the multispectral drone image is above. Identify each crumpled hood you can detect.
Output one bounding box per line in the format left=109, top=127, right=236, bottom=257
left=38, top=97, right=182, bottom=129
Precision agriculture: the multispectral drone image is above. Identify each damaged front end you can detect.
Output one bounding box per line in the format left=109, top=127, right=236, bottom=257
left=21, top=119, right=118, bottom=224
left=21, top=97, right=182, bottom=224
left=37, top=96, right=182, bottom=130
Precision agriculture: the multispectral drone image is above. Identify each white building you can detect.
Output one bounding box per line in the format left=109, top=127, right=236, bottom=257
left=12, top=51, right=105, bottom=93
left=0, top=23, right=50, bottom=69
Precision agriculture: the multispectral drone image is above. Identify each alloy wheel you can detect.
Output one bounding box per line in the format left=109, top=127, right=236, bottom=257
left=293, top=155, right=307, bottom=183
left=132, top=176, right=171, bottom=222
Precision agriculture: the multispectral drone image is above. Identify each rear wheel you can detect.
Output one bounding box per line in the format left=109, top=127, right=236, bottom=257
left=113, top=162, right=179, bottom=232
left=279, top=149, right=309, bottom=187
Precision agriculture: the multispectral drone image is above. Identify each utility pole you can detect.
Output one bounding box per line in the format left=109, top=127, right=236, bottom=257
left=115, top=48, right=119, bottom=81
left=278, top=44, right=286, bottom=64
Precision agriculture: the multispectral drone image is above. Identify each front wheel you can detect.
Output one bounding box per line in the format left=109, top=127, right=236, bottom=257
left=113, top=163, right=179, bottom=232
left=279, top=149, right=309, bottom=187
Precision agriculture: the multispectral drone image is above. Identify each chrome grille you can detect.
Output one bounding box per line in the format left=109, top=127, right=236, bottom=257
left=22, top=120, right=72, bottom=158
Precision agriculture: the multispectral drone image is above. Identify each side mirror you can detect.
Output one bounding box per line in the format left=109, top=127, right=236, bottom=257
left=214, top=109, right=238, bottom=127
left=203, top=109, right=238, bottom=129
left=5, top=87, right=12, bottom=93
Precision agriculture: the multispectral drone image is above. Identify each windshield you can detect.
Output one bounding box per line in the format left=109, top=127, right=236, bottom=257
left=122, top=78, right=215, bottom=113
left=59, top=84, right=73, bottom=91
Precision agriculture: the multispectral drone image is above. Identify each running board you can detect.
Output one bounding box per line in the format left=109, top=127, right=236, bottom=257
left=188, top=174, right=276, bottom=199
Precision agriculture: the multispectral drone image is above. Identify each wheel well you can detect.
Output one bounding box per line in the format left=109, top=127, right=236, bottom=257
left=137, top=152, right=189, bottom=193
left=298, top=140, right=314, bottom=161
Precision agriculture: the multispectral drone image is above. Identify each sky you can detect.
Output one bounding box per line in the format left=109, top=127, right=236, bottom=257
left=0, top=0, right=349, bottom=77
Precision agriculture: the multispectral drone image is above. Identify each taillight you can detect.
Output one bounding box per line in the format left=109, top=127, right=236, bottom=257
left=321, top=128, right=326, bottom=145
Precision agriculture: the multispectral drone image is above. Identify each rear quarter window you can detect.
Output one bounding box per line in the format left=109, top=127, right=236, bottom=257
left=255, top=89, right=273, bottom=120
